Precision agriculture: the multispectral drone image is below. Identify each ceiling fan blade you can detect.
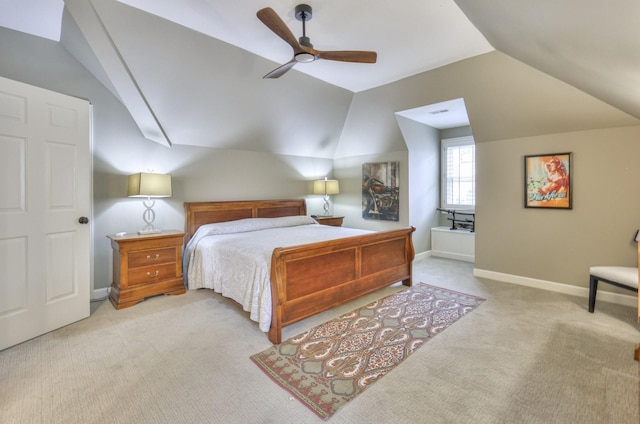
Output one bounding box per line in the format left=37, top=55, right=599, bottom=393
left=257, top=7, right=302, bottom=53
left=263, top=59, right=298, bottom=79
left=316, top=50, right=377, bottom=64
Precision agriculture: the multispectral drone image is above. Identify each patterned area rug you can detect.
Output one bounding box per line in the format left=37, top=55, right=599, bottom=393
left=250, top=283, right=485, bottom=419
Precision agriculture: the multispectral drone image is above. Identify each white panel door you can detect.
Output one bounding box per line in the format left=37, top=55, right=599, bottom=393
left=0, top=76, right=91, bottom=351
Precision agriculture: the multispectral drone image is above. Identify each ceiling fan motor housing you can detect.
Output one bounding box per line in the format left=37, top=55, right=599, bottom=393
left=295, top=4, right=312, bottom=21
left=299, top=35, right=313, bottom=48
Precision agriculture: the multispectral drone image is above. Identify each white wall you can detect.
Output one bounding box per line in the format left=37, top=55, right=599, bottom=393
left=94, top=140, right=332, bottom=292
left=396, top=115, right=441, bottom=254
left=333, top=151, right=409, bottom=228
left=0, top=26, right=333, bottom=295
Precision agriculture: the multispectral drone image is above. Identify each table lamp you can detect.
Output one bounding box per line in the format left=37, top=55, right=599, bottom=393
left=313, top=177, right=339, bottom=216
left=127, top=172, right=172, bottom=234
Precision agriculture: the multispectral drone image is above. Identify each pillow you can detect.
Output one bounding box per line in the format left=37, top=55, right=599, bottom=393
left=188, top=215, right=317, bottom=249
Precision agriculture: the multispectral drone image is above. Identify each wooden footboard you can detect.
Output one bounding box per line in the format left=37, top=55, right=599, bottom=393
left=184, top=200, right=416, bottom=345
left=268, top=226, right=415, bottom=344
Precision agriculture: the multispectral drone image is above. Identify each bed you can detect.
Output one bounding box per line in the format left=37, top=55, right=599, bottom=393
left=183, top=199, right=415, bottom=344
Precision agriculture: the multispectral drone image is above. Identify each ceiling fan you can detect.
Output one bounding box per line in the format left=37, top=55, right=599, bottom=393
left=256, top=4, right=377, bottom=79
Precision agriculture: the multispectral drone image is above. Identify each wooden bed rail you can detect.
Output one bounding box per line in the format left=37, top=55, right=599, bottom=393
left=268, top=226, right=415, bottom=344
left=184, top=199, right=416, bottom=345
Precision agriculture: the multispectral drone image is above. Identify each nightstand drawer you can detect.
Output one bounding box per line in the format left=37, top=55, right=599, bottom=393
left=128, top=247, right=176, bottom=268
left=128, top=263, right=178, bottom=286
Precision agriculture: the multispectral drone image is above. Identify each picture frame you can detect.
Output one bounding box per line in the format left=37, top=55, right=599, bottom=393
left=362, top=161, right=399, bottom=221
left=524, top=152, right=572, bottom=209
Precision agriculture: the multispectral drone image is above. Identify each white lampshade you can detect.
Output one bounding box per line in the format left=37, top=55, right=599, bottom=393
left=312, top=179, right=340, bottom=195
left=127, top=173, right=172, bottom=198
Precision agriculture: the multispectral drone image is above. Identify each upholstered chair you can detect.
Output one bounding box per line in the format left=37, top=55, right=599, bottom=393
left=588, top=266, right=638, bottom=312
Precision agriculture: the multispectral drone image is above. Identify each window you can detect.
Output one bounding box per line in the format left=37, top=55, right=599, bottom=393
left=441, top=136, right=475, bottom=210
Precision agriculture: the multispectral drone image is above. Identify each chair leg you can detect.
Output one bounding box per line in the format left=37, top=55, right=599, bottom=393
left=588, top=275, right=598, bottom=313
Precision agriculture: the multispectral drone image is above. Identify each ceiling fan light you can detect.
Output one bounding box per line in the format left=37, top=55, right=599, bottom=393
left=295, top=52, right=316, bottom=63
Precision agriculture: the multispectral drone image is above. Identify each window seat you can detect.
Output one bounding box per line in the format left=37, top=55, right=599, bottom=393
left=431, top=226, right=475, bottom=263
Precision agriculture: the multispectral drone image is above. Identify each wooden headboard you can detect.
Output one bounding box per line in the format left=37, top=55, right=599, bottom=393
left=183, top=199, right=307, bottom=242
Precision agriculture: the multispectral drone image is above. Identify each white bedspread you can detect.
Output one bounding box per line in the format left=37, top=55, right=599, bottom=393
left=184, top=216, right=370, bottom=332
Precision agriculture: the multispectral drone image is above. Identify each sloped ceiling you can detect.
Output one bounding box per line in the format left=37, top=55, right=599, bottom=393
left=58, top=0, right=495, bottom=156
left=3, top=0, right=639, bottom=158
left=4, top=0, right=494, bottom=93
left=64, top=0, right=357, bottom=156
left=455, top=0, right=640, bottom=122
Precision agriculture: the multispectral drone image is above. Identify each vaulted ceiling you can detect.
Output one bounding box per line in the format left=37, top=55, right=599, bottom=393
left=0, top=0, right=495, bottom=92
left=1, top=0, right=639, bottom=158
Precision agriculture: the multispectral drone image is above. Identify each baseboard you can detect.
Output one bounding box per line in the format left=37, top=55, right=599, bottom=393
left=473, top=268, right=637, bottom=308
left=415, top=250, right=431, bottom=260
left=91, top=287, right=108, bottom=301
left=431, top=251, right=474, bottom=263
left=416, top=250, right=475, bottom=263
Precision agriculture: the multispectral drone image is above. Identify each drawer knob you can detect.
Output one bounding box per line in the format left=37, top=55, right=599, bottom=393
left=147, top=254, right=160, bottom=261
left=147, top=270, right=160, bottom=278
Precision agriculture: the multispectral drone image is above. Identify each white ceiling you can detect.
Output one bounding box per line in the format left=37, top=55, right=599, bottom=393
left=396, top=99, right=470, bottom=130
left=0, top=0, right=493, bottom=95
left=0, top=0, right=64, bottom=40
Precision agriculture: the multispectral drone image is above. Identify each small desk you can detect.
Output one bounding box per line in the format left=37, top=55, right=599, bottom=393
left=313, top=215, right=344, bottom=227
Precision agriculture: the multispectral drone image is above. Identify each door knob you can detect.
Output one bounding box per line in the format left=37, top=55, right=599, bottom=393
left=78, top=216, right=89, bottom=224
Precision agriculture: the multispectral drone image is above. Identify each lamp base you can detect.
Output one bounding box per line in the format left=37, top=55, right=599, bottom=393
left=138, top=198, right=161, bottom=234
left=323, top=195, right=330, bottom=216
left=138, top=229, right=161, bottom=235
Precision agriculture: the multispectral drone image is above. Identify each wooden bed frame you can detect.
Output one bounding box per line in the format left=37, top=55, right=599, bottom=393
left=184, top=199, right=415, bottom=344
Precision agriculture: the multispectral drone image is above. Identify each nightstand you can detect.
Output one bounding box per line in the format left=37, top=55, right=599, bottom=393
left=107, top=230, right=186, bottom=309
left=313, top=215, right=344, bottom=227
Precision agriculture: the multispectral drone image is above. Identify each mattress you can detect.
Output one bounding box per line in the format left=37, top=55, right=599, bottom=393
left=184, top=216, right=369, bottom=331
